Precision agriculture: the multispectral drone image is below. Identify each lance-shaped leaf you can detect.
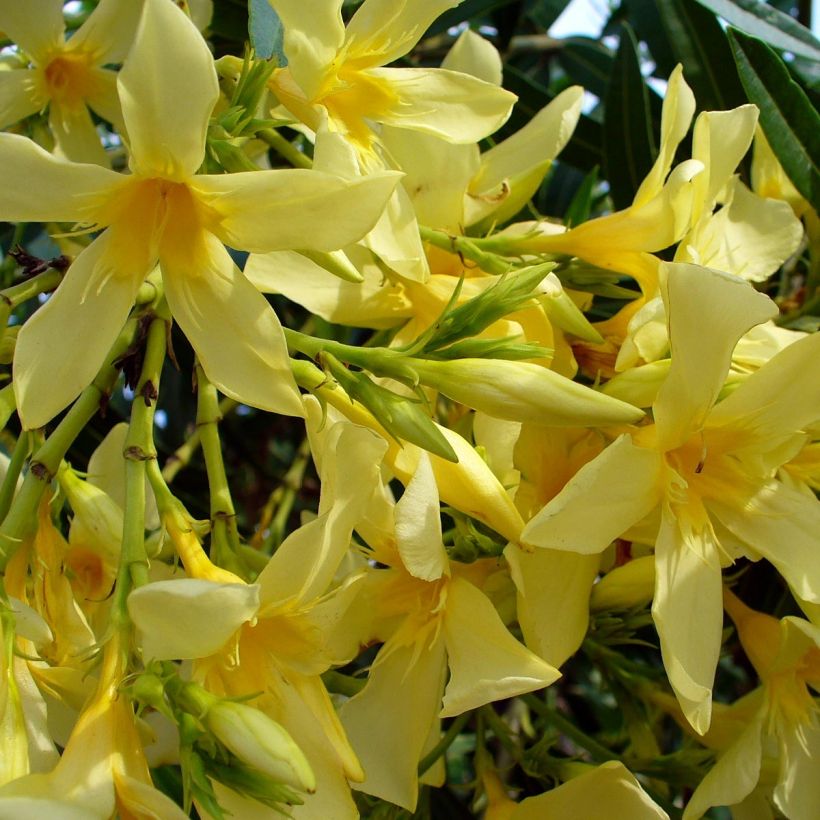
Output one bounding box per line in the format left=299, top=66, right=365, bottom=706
left=728, top=27, right=820, bottom=211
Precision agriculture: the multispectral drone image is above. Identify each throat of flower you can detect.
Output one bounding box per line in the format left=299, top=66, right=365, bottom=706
left=40, top=49, right=99, bottom=111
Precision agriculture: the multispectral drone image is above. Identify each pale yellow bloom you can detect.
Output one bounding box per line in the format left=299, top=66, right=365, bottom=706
left=0, top=0, right=398, bottom=429
left=0, top=0, right=143, bottom=164
left=522, top=263, right=820, bottom=734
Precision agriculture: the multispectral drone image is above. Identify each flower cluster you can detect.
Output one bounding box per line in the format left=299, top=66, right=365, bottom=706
left=0, top=1, right=816, bottom=818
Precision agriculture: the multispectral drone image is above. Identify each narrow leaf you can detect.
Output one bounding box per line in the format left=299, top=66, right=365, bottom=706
left=728, top=27, right=820, bottom=210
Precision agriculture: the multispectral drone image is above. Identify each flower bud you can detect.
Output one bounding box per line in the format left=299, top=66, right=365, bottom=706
left=590, top=556, right=655, bottom=611
left=205, top=701, right=315, bottom=793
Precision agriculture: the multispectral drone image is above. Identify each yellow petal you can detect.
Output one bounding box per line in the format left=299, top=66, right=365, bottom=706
left=372, top=66, right=516, bottom=143
left=709, top=481, right=820, bottom=605
left=633, top=65, right=695, bottom=208
left=678, top=178, right=803, bottom=282
left=652, top=508, right=722, bottom=735
left=269, top=0, right=344, bottom=98
left=245, top=249, right=413, bottom=328
left=505, top=546, right=598, bottom=667
left=395, top=452, right=449, bottom=582
left=48, top=103, right=108, bottom=166
left=0, top=133, right=121, bottom=222
left=654, top=262, right=776, bottom=450
left=441, top=576, right=560, bottom=717
left=65, top=0, right=144, bottom=65
left=0, top=71, right=41, bottom=130
left=161, top=233, right=303, bottom=417
left=441, top=29, right=503, bottom=85
left=683, top=712, right=764, bottom=820
left=118, top=0, right=217, bottom=179
left=340, top=635, right=447, bottom=811
left=13, top=234, right=144, bottom=429
left=514, top=761, right=669, bottom=820
left=127, top=579, right=260, bottom=659
left=345, top=0, right=460, bottom=67
left=85, top=68, right=125, bottom=133
left=522, top=435, right=662, bottom=552
left=774, top=718, right=820, bottom=819
left=0, top=0, right=64, bottom=61
left=194, top=168, right=399, bottom=252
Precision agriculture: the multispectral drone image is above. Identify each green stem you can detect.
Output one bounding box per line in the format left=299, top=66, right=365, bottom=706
left=258, top=128, right=313, bottom=169
left=0, top=268, right=63, bottom=308
left=195, top=364, right=244, bottom=574
left=0, top=432, right=29, bottom=525
left=111, top=316, right=167, bottom=623
left=0, top=319, right=137, bottom=572
left=419, top=226, right=515, bottom=275
left=258, top=439, right=310, bottom=553
left=418, top=711, right=472, bottom=776
left=480, top=704, right=520, bottom=759
left=522, top=694, right=619, bottom=763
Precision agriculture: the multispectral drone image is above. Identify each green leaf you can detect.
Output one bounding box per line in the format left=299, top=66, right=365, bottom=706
left=427, top=0, right=520, bottom=36
left=728, top=27, right=820, bottom=211
left=565, top=165, right=600, bottom=227
left=557, top=37, right=615, bottom=98
left=248, top=0, right=285, bottom=63
left=695, top=0, right=820, bottom=60
left=525, top=0, right=569, bottom=30
left=651, top=0, right=745, bottom=111
left=603, top=25, right=657, bottom=209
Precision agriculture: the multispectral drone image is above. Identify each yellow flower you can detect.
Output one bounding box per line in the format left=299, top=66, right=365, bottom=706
left=522, top=262, right=820, bottom=734
left=0, top=0, right=143, bottom=164
left=683, top=592, right=820, bottom=819
left=339, top=450, right=559, bottom=811
left=0, top=0, right=399, bottom=430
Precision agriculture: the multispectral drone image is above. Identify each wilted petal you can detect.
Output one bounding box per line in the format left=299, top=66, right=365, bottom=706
left=372, top=67, right=515, bottom=143
left=13, top=233, right=144, bottom=429
left=161, top=233, right=302, bottom=417
left=654, top=263, right=776, bottom=450
left=709, top=480, right=820, bottom=604
left=522, top=435, right=662, bottom=553
left=0, top=71, right=41, bottom=131
left=0, top=0, right=64, bottom=60
left=340, top=635, right=447, bottom=811
left=652, top=508, right=723, bottom=735
left=128, top=578, right=260, bottom=659
left=118, top=0, right=217, bottom=179
left=514, top=761, right=669, bottom=820
left=194, top=169, right=399, bottom=253
left=0, top=133, right=122, bottom=223
left=441, top=576, right=559, bottom=716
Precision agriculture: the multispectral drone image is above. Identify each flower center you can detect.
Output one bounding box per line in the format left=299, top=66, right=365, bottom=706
left=42, top=50, right=97, bottom=110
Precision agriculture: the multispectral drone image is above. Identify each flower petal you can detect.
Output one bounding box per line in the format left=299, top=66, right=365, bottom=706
left=345, top=0, right=460, bottom=66
left=441, top=576, right=560, bottom=717
left=340, top=635, right=447, bottom=811
left=194, top=168, right=399, bottom=253
left=654, top=262, right=776, bottom=450
left=269, top=0, right=345, bottom=98
left=652, top=508, right=723, bottom=735
left=774, top=718, right=820, bottom=820
left=13, top=233, right=144, bottom=429
left=85, top=68, right=125, bottom=133
left=395, top=451, right=448, bottom=582
left=49, top=103, right=108, bottom=166
left=117, top=0, right=217, bottom=179
left=0, top=133, right=121, bottom=223
left=514, top=761, right=669, bottom=820
left=709, top=480, right=820, bottom=604
left=0, top=0, right=64, bottom=60
left=372, top=67, right=515, bottom=143
left=522, top=435, right=662, bottom=553
left=441, top=29, right=502, bottom=85
left=0, top=71, right=41, bottom=131
left=683, top=710, right=765, bottom=820
left=65, top=0, right=144, bottom=65
left=161, top=233, right=303, bottom=417
left=505, top=545, right=598, bottom=667
left=127, top=578, right=260, bottom=659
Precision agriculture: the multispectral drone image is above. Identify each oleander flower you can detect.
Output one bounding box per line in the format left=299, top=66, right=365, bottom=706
left=0, top=0, right=399, bottom=429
